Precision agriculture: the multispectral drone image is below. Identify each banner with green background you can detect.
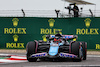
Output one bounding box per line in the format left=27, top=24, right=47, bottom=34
left=0, top=17, right=100, bottom=50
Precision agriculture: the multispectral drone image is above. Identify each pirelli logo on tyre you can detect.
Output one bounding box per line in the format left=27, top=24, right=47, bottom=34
left=76, top=18, right=99, bottom=35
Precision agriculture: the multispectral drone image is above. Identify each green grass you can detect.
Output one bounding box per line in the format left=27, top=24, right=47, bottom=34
left=0, top=48, right=25, bottom=50
left=0, top=57, right=10, bottom=59
left=87, top=49, right=100, bottom=51
left=0, top=49, right=100, bottom=51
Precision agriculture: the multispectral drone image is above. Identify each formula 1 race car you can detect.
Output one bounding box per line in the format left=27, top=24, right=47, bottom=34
left=26, top=31, right=87, bottom=62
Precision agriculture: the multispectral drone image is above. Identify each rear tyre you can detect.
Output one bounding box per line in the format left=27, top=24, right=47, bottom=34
left=71, top=42, right=82, bottom=62
left=26, top=41, right=37, bottom=62
left=81, top=42, right=87, bottom=60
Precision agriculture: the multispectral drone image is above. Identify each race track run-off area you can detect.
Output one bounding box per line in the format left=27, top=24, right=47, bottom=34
left=0, top=54, right=27, bottom=63
left=0, top=54, right=100, bottom=67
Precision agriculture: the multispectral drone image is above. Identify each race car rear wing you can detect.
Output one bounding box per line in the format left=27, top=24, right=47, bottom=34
left=46, top=35, right=77, bottom=41
left=49, top=35, right=77, bottom=39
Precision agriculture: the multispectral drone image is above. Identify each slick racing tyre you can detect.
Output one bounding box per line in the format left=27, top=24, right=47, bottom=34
left=26, top=41, right=37, bottom=62
left=81, top=42, right=87, bottom=60
left=71, top=41, right=82, bottom=62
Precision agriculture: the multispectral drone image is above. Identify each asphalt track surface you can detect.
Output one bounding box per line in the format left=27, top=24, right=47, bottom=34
left=0, top=54, right=100, bottom=67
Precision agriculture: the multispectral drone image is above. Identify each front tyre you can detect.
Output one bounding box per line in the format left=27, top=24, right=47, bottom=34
left=81, top=42, right=87, bottom=60
left=26, top=41, right=37, bottom=62
left=71, top=42, right=82, bottom=62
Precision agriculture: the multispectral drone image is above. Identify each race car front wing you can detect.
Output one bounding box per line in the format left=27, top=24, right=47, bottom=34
left=29, top=52, right=78, bottom=59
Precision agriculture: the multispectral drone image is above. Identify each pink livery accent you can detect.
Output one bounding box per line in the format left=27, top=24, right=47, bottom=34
left=50, top=35, right=74, bottom=39
left=34, top=40, right=38, bottom=53
left=59, top=53, right=77, bottom=58
left=69, top=41, right=75, bottom=53
left=85, top=42, right=87, bottom=55
left=80, top=42, right=82, bottom=45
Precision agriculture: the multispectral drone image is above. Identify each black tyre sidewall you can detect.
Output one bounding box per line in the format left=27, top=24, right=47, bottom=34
left=81, top=42, right=87, bottom=60
left=71, top=41, right=80, bottom=55
left=26, top=41, right=37, bottom=62
left=71, top=41, right=82, bottom=61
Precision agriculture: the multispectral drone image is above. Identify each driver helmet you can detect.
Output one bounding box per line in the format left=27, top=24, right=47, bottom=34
left=55, top=33, right=62, bottom=37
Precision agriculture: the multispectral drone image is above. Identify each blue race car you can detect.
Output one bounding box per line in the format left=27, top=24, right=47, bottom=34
left=26, top=32, right=87, bottom=62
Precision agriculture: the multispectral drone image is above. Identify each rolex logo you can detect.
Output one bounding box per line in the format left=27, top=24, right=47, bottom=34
left=48, top=19, right=55, bottom=28
left=84, top=18, right=91, bottom=28
left=12, top=18, right=19, bottom=27
left=13, top=35, right=19, bottom=42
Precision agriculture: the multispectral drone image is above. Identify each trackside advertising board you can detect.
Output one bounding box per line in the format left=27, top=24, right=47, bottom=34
left=0, top=17, right=100, bottom=50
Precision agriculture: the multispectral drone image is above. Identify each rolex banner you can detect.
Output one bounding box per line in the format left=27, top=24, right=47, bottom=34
left=0, top=17, right=100, bottom=50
